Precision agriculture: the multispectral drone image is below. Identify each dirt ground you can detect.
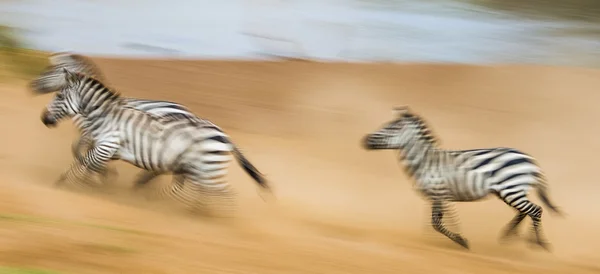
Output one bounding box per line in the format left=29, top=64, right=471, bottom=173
left=0, top=60, right=598, bottom=273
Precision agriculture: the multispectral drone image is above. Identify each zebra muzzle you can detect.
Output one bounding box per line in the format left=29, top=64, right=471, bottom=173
left=361, top=136, right=373, bottom=150
left=41, top=110, right=57, bottom=128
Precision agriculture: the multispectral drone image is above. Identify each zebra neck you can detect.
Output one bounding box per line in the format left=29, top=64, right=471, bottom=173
left=77, top=103, right=124, bottom=135
left=398, top=139, right=439, bottom=178
left=81, top=98, right=122, bottom=117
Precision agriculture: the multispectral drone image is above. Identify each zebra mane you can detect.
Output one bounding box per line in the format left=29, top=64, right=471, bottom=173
left=51, top=52, right=108, bottom=82
left=70, top=55, right=106, bottom=80
left=64, top=71, right=122, bottom=117
left=402, top=111, right=441, bottom=147
left=68, top=71, right=120, bottom=98
left=51, top=52, right=95, bottom=65
left=69, top=53, right=95, bottom=64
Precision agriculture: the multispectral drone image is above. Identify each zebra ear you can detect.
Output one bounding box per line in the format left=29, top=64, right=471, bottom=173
left=49, top=51, right=75, bottom=66
left=392, top=106, right=410, bottom=117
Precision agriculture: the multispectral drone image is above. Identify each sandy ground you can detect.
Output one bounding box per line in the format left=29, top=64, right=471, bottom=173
left=0, top=60, right=599, bottom=273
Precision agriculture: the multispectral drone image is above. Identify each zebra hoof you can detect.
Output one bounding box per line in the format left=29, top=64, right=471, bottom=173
left=499, top=230, right=520, bottom=243
left=454, top=236, right=470, bottom=250
left=54, top=174, right=68, bottom=188
left=256, top=186, right=276, bottom=203
left=527, top=238, right=553, bottom=252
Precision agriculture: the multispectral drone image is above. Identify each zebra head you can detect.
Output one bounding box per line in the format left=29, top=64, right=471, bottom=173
left=362, top=106, right=439, bottom=150
left=29, top=52, right=104, bottom=95
left=41, top=68, right=118, bottom=128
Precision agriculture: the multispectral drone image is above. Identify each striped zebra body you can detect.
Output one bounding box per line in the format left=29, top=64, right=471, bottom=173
left=30, top=52, right=199, bottom=187
left=362, top=106, right=562, bottom=251
left=41, top=70, right=271, bottom=213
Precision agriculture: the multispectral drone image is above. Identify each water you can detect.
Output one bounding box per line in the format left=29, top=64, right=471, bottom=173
left=2, top=0, right=600, bottom=66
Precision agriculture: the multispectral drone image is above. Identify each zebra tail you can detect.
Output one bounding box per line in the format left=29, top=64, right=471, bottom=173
left=534, top=173, right=564, bottom=217
left=230, top=143, right=270, bottom=190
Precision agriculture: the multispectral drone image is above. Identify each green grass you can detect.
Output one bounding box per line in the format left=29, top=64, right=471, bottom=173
left=462, top=0, right=600, bottom=22
left=0, top=25, right=48, bottom=80
left=77, top=243, right=138, bottom=254
left=0, top=213, right=158, bottom=236
left=360, top=0, right=600, bottom=22
left=0, top=267, right=63, bottom=274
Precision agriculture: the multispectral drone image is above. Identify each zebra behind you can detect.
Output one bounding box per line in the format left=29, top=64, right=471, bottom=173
left=41, top=69, right=272, bottom=212
left=29, top=51, right=200, bottom=187
left=362, top=106, right=562, bottom=251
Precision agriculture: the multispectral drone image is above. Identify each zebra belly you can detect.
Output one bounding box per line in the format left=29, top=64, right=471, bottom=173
left=446, top=171, right=491, bottom=202
left=116, top=136, right=191, bottom=172
left=115, top=149, right=139, bottom=167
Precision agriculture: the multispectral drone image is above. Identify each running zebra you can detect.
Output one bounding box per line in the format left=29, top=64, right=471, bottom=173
left=40, top=69, right=272, bottom=212
left=29, top=51, right=198, bottom=186
left=361, top=106, right=562, bottom=251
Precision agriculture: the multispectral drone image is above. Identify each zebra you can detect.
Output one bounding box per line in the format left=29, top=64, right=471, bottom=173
left=40, top=69, right=272, bottom=212
left=29, top=52, right=108, bottom=95
left=361, top=106, right=562, bottom=251
left=29, top=51, right=199, bottom=187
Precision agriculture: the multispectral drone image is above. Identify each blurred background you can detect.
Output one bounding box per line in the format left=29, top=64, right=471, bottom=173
left=2, top=0, right=600, bottom=65
left=0, top=1, right=600, bottom=274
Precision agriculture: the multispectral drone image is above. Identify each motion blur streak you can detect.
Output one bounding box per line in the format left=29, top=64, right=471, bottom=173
left=0, top=59, right=599, bottom=273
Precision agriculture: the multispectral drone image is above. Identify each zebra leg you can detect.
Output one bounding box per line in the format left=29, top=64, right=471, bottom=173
left=139, top=173, right=183, bottom=201
left=169, top=174, right=236, bottom=217
left=71, top=136, right=119, bottom=185
left=54, top=172, right=69, bottom=188
left=55, top=160, right=98, bottom=189
left=57, top=140, right=98, bottom=189
left=499, top=212, right=527, bottom=242
left=170, top=174, right=186, bottom=192
left=71, top=136, right=88, bottom=163
left=498, top=194, right=551, bottom=251
left=57, top=141, right=118, bottom=189
left=166, top=174, right=201, bottom=209
left=431, top=200, right=469, bottom=249
left=527, top=204, right=551, bottom=251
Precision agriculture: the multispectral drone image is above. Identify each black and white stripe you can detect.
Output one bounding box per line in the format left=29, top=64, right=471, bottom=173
left=41, top=69, right=271, bottom=213
left=30, top=52, right=199, bottom=186
left=362, top=106, right=562, bottom=250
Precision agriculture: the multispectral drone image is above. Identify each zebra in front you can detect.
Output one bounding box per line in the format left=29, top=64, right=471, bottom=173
left=362, top=106, right=562, bottom=251
left=41, top=69, right=272, bottom=213
left=29, top=51, right=200, bottom=187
